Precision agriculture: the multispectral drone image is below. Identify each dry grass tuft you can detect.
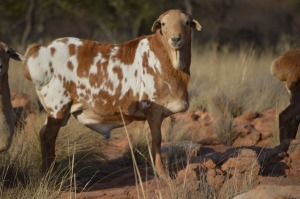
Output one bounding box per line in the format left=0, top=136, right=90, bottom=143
left=189, top=47, right=289, bottom=143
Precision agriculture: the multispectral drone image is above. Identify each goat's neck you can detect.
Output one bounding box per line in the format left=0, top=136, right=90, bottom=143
left=149, top=34, right=190, bottom=94
left=0, top=74, right=14, bottom=124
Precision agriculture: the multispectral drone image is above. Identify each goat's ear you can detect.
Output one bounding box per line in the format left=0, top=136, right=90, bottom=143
left=7, top=48, right=24, bottom=61
left=192, top=19, right=202, bottom=31
left=151, top=19, right=161, bottom=32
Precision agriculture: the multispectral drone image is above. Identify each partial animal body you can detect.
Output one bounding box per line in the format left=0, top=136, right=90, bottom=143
left=23, top=9, right=201, bottom=175
left=271, top=48, right=300, bottom=142
left=0, top=42, right=22, bottom=152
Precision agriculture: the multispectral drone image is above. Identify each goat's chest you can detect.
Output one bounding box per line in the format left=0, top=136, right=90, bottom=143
left=151, top=78, right=189, bottom=116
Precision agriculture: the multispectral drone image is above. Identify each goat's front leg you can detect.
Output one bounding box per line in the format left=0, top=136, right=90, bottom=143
left=279, top=105, right=293, bottom=142
left=279, top=90, right=300, bottom=142
left=289, top=114, right=300, bottom=139
left=279, top=103, right=300, bottom=142
left=145, top=106, right=166, bottom=177
left=39, top=117, right=63, bottom=172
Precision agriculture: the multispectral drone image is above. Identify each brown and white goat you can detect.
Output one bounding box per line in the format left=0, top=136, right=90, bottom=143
left=271, top=48, right=300, bottom=142
left=23, top=9, right=201, bottom=175
left=0, top=42, right=23, bottom=152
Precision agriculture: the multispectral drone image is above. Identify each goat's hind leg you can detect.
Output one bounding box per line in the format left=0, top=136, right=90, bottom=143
left=40, top=114, right=70, bottom=172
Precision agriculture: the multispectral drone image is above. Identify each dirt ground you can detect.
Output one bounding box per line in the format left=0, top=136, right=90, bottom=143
left=11, top=93, right=300, bottom=199
left=59, top=109, right=300, bottom=199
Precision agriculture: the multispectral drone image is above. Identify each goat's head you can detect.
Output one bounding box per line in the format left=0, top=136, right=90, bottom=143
left=151, top=9, right=201, bottom=70
left=0, top=42, right=23, bottom=82
left=0, top=42, right=22, bottom=153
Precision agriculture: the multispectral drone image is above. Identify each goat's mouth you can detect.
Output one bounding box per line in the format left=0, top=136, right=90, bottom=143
left=171, top=43, right=183, bottom=50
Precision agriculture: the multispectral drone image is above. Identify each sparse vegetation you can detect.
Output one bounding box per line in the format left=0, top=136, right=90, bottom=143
left=0, top=45, right=292, bottom=198
left=123, top=123, right=151, bottom=166
left=1, top=0, right=299, bottom=197
left=189, top=47, right=289, bottom=144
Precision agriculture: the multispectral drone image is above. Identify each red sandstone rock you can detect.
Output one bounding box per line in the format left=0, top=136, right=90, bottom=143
left=221, top=149, right=260, bottom=176
left=11, top=91, right=30, bottom=108
left=232, top=109, right=277, bottom=147
left=10, top=91, right=37, bottom=128
left=162, top=109, right=220, bottom=144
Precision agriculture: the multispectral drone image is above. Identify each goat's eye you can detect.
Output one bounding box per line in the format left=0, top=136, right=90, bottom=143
left=162, top=22, right=165, bottom=26
left=186, top=21, right=190, bottom=26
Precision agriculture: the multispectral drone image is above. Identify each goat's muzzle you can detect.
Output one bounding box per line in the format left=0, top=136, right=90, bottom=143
left=169, top=35, right=184, bottom=50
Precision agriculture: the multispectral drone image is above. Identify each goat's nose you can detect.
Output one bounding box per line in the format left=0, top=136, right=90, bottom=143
left=172, top=37, right=181, bottom=43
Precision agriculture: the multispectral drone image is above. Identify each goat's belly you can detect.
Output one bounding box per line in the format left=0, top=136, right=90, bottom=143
left=71, top=104, right=135, bottom=138
left=85, top=123, right=122, bottom=139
